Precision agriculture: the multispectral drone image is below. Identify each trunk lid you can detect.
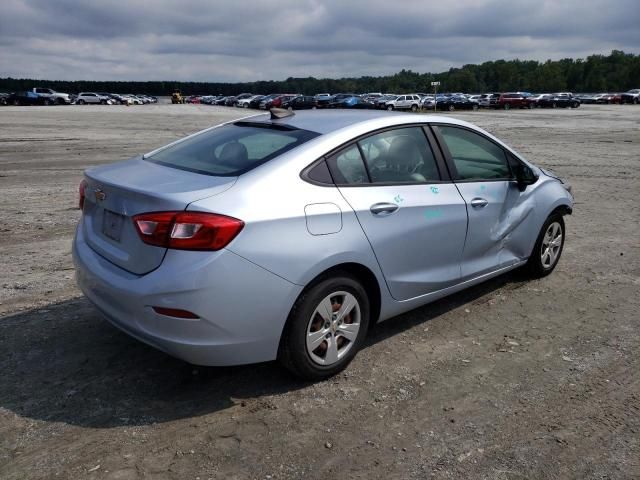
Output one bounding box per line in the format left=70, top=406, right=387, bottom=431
left=82, top=157, right=236, bottom=275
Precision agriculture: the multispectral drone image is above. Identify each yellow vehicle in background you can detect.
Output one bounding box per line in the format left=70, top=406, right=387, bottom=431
left=171, top=90, right=184, bottom=104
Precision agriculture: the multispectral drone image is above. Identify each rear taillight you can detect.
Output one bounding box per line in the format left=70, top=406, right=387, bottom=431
left=79, top=180, right=87, bottom=210
left=132, top=211, right=244, bottom=251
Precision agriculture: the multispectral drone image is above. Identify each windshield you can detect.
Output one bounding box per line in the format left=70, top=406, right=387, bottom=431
left=146, top=123, right=319, bottom=176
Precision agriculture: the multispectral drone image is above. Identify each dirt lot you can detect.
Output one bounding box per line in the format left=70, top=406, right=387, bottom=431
left=0, top=104, right=638, bottom=479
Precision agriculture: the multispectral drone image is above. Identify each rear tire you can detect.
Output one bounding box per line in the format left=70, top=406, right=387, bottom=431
left=278, top=274, right=370, bottom=381
left=525, top=214, right=565, bottom=278
left=411, top=104, right=418, bottom=112
left=504, top=103, right=510, bottom=110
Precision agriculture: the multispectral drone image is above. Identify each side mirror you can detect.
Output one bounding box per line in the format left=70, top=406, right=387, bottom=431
left=515, top=164, right=538, bottom=191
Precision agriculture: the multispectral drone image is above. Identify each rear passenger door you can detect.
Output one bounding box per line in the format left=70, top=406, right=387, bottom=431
left=433, top=124, right=537, bottom=279
left=327, top=126, right=467, bottom=300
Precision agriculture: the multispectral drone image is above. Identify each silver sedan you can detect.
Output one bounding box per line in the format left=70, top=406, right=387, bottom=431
left=73, top=110, right=573, bottom=380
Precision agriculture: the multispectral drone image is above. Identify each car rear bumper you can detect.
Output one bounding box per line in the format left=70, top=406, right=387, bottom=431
left=72, top=223, right=302, bottom=366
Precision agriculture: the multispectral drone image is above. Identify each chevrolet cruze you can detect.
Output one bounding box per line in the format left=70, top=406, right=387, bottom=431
left=73, top=110, right=573, bottom=380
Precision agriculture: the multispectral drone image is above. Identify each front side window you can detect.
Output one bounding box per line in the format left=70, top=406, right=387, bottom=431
left=436, top=126, right=511, bottom=181
left=359, top=127, right=440, bottom=183
left=147, top=123, right=319, bottom=176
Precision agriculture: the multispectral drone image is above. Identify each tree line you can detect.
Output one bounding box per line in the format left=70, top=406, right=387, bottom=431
left=1, top=50, right=638, bottom=96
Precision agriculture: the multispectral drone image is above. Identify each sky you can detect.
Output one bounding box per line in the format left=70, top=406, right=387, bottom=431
left=1, top=0, right=639, bottom=82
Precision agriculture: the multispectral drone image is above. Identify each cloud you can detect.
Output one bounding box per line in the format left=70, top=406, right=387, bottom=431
left=0, top=0, right=638, bottom=81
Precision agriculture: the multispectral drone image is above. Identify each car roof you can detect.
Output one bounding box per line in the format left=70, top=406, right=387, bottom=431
left=237, top=109, right=468, bottom=135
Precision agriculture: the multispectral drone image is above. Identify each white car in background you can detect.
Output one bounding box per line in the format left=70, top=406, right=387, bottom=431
left=75, top=93, right=113, bottom=105
left=236, top=95, right=262, bottom=108
left=385, top=94, right=422, bottom=111
left=123, top=95, right=143, bottom=105
left=421, top=96, right=436, bottom=109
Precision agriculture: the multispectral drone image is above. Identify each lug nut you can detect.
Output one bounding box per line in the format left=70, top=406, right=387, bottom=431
left=325, top=333, right=331, bottom=339
left=324, top=322, right=330, bottom=329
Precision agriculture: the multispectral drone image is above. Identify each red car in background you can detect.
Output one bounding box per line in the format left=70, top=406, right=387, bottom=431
left=496, top=92, right=533, bottom=110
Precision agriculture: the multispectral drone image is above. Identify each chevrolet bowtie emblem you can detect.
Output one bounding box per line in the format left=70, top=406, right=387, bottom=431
left=94, top=188, right=106, bottom=201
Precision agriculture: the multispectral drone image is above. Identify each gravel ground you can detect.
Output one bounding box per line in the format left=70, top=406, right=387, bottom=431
left=0, top=103, right=638, bottom=479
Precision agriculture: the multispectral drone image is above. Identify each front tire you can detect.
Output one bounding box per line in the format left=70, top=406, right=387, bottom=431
left=504, top=103, right=510, bottom=110
left=278, top=275, right=370, bottom=380
left=525, top=214, right=565, bottom=278
left=387, top=105, right=394, bottom=111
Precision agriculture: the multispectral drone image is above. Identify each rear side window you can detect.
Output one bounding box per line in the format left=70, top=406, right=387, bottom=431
left=327, top=145, right=368, bottom=184
left=147, top=123, right=319, bottom=176
left=326, top=127, right=441, bottom=185
left=436, top=126, right=511, bottom=181
left=359, top=127, right=440, bottom=183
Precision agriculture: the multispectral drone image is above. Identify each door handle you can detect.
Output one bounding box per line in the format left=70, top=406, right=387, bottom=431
left=470, top=197, right=489, bottom=208
left=370, top=202, right=399, bottom=216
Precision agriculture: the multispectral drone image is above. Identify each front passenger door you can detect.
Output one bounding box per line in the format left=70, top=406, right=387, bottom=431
left=434, top=125, right=537, bottom=280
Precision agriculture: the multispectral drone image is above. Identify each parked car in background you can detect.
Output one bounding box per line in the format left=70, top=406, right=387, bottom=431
left=262, top=94, right=298, bottom=109
left=236, top=95, right=262, bottom=108
left=123, top=94, right=143, bottom=105
left=620, top=89, right=640, bottom=104
left=247, top=95, right=266, bottom=109
left=420, top=96, right=436, bottom=109
left=325, top=93, right=356, bottom=108
left=437, top=95, right=480, bottom=111
left=231, top=93, right=254, bottom=107
left=75, top=92, right=113, bottom=105
left=372, top=94, right=396, bottom=109
left=330, top=96, right=374, bottom=109
left=384, top=94, right=421, bottom=111
left=5, top=91, right=47, bottom=106
left=259, top=94, right=282, bottom=109
left=574, top=93, right=596, bottom=104
left=73, top=110, right=573, bottom=380
left=591, top=93, right=609, bottom=104
left=31, top=87, right=71, bottom=105
left=96, top=93, right=123, bottom=105
left=315, top=94, right=334, bottom=108
left=496, top=92, right=532, bottom=110
left=282, top=95, right=317, bottom=110
left=479, top=93, right=500, bottom=108
left=527, top=94, right=553, bottom=107
left=600, top=93, right=621, bottom=104
left=552, top=93, right=580, bottom=108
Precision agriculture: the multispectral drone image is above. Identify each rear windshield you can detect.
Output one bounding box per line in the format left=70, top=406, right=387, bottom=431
left=146, top=123, right=319, bottom=176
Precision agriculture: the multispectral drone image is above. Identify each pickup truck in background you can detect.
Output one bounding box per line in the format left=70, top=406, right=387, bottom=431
left=31, top=87, right=71, bottom=105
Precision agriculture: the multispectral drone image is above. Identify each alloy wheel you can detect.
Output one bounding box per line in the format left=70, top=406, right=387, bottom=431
left=541, top=221, right=563, bottom=269
left=306, top=291, right=361, bottom=366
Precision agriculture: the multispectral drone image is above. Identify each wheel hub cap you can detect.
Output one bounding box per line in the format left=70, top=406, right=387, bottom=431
left=306, top=291, right=361, bottom=366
